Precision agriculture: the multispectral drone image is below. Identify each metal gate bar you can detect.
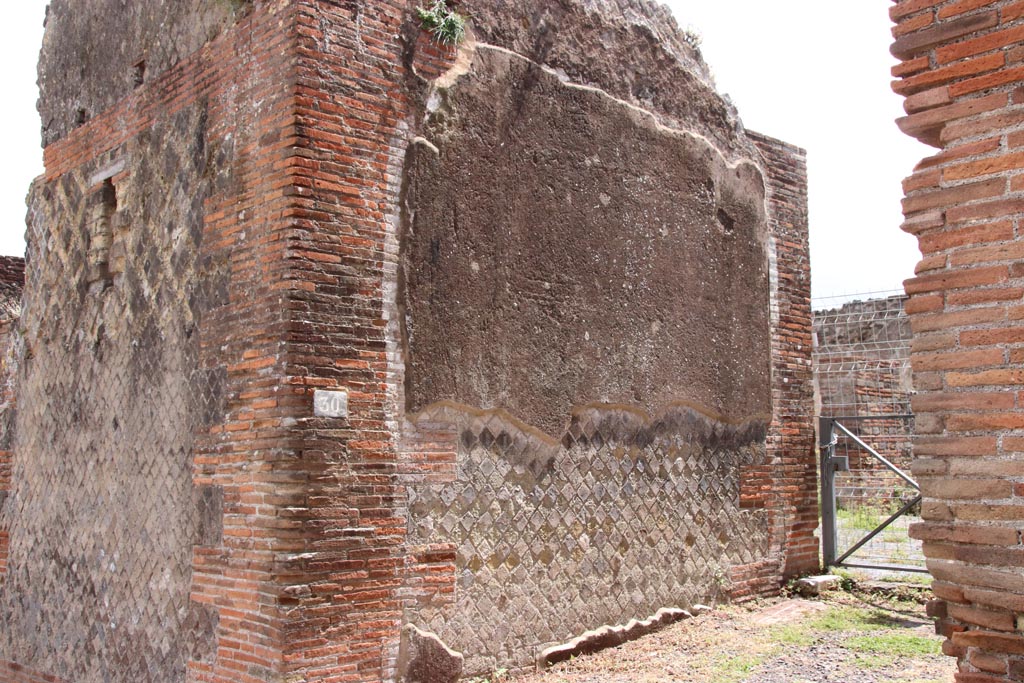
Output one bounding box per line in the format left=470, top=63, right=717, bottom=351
left=832, top=420, right=919, bottom=491
left=834, top=494, right=922, bottom=566
left=819, top=416, right=927, bottom=573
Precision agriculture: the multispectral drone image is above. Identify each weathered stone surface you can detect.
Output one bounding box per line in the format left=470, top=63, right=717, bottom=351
left=0, top=258, right=23, bottom=320
left=402, top=44, right=770, bottom=436
left=37, top=0, right=240, bottom=145
left=795, top=575, right=843, bottom=597
left=405, top=404, right=769, bottom=675
left=398, top=17, right=782, bottom=680
left=0, top=102, right=222, bottom=683
left=539, top=607, right=691, bottom=669
left=460, top=0, right=753, bottom=159
left=396, top=624, right=464, bottom=683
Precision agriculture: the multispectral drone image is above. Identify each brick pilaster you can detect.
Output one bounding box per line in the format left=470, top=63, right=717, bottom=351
left=891, top=1, right=1024, bottom=679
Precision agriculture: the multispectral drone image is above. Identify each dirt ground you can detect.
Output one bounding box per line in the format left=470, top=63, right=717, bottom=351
left=508, top=586, right=952, bottom=683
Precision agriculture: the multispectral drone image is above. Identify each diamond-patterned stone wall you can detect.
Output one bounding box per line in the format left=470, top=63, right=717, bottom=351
left=405, top=404, right=769, bottom=675
left=0, top=258, right=23, bottom=582
left=0, top=102, right=222, bottom=682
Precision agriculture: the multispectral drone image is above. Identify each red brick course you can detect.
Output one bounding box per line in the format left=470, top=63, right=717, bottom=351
left=747, top=132, right=819, bottom=583
left=892, top=0, right=1024, bottom=679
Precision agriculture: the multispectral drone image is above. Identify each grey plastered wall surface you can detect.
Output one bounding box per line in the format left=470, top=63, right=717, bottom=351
left=36, top=0, right=237, bottom=146
left=0, top=104, right=223, bottom=682
left=402, top=46, right=770, bottom=432
left=397, top=15, right=776, bottom=676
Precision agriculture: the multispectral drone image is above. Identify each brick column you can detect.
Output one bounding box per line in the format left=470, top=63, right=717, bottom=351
left=278, top=3, right=457, bottom=681
left=756, top=133, right=819, bottom=579
left=740, top=133, right=819, bottom=592
left=891, top=1, right=1024, bottom=680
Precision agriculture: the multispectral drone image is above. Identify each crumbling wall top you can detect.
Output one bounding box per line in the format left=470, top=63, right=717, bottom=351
left=37, top=0, right=243, bottom=146
left=445, top=0, right=754, bottom=160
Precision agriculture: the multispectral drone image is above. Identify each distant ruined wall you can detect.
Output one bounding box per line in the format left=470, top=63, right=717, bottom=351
left=891, top=0, right=1024, bottom=680
left=814, top=296, right=915, bottom=507
left=0, top=2, right=814, bottom=682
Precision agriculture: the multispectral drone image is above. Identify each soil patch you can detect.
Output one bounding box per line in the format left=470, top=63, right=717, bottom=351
left=507, top=590, right=952, bottom=683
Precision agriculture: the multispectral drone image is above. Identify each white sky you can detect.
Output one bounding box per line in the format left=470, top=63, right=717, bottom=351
left=665, top=0, right=931, bottom=301
left=0, top=1, right=928, bottom=301
left=0, top=2, right=46, bottom=260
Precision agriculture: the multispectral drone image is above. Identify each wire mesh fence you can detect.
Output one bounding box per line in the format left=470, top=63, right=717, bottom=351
left=829, top=415, right=925, bottom=571
left=813, top=292, right=925, bottom=572
left=814, top=292, right=911, bottom=417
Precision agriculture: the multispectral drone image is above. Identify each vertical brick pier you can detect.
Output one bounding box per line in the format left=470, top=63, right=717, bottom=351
left=891, top=0, right=1024, bottom=679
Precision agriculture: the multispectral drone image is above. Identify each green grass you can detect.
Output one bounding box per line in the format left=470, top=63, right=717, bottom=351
left=896, top=572, right=933, bottom=586
left=703, top=604, right=936, bottom=683
left=889, top=545, right=912, bottom=562
left=846, top=632, right=940, bottom=657
left=707, top=652, right=766, bottom=682
left=808, top=605, right=901, bottom=632
left=416, top=0, right=467, bottom=45
left=769, top=624, right=815, bottom=647
left=883, top=529, right=906, bottom=543
left=837, top=506, right=885, bottom=532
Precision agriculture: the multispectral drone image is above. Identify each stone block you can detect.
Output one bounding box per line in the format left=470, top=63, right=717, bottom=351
left=794, top=575, right=843, bottom=597
left=396, top=624, right=464, bottom=683
left=538, top=607, right=691, bottom=669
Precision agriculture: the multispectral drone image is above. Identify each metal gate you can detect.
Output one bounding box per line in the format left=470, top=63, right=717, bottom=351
left=819, top=415, right=927, bottom=573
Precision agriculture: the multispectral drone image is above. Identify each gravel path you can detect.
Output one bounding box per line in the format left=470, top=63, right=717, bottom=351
left=510, top=591, right=953, bottom=683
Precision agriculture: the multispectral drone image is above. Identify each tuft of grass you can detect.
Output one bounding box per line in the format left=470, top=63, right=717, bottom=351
left=708, top=652, right=765, bottom=682
left=837, top=505, right=885, bottom=532
left=828, top=566, right=859, bottom=592
left=416, top=0, right=467, bottom=46
left=854, top=652, right=899, bottom=670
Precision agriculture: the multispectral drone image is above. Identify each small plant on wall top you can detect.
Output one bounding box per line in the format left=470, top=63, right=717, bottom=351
left=416, top=0, right=467, bottom=46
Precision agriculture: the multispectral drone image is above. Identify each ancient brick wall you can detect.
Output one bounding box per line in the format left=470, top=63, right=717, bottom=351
left=890, top=0, right=1024, bottom=680
left=0, top=3, right=304, bottom=681
left=814, top=295, right=914, bottom=420
left=0, top=2, right=816, bottom=682
left=750, top=132, right=819, bottom=583
left=0, top=256, right=23, bottom=583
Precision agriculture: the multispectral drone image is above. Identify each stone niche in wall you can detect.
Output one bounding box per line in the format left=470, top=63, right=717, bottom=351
left=399, top=43, right=773, bottom=675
